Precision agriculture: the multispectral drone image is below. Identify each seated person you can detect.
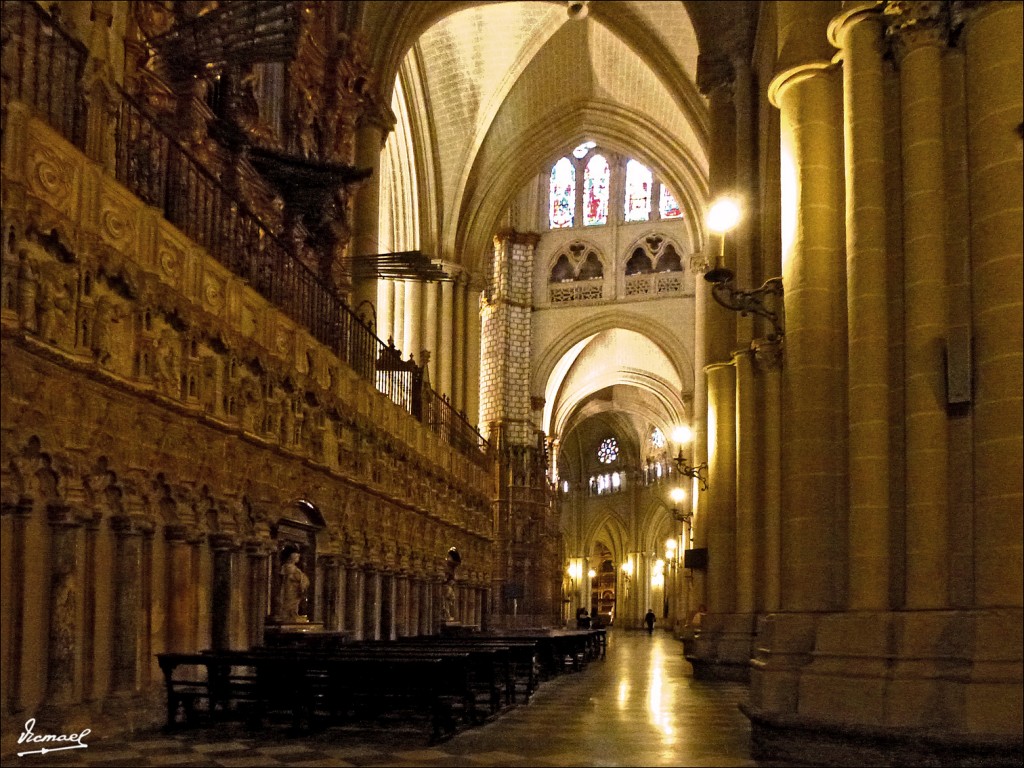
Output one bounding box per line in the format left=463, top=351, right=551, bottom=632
left=575, top=607, right=592, bottom=629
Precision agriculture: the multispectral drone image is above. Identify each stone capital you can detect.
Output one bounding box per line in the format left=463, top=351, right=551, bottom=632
left=884, top=0, right=950, bottom=58
left=696, top=53, right=736, bottom=96
left=493, top=228, right=541, bottom=249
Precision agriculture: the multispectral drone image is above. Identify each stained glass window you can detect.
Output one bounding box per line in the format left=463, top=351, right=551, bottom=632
left=650, top=427, right=666, bottom=449
left=583, top=155, right=610, bottom=226
left=549, top=157, right=575, bottom=229
left=624, top=160, right=653, bottom=222
left=598, top=437, right=618, bottom=464
left=659, top=184, right=683, bottom=219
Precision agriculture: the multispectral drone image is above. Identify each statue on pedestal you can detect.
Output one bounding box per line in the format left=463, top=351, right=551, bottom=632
left=441, top=547, right=460, bottom=624
left=275, top=546, right=309, bottom=623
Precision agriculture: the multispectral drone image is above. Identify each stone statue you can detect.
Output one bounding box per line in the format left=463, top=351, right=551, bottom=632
left=440, top=546, right=461, bottom=624
left=276, top=547, right=309, bottom=623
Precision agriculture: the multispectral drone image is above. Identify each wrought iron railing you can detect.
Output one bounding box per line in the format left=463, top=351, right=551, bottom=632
left=0, top=1, right=87, bottom=148
left=2, top=1, right=489, bottom=465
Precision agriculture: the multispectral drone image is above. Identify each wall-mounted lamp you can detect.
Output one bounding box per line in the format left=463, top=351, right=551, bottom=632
left=670, top=426, right=708, bottom=491
left=703, top=196, right=785, bottom=340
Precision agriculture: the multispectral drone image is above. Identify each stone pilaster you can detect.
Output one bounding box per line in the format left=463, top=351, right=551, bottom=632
left=438, top=278, right=455, bottom=399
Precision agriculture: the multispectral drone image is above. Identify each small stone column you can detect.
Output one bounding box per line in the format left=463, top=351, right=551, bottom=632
left=110, top=515, right=146, bottom=695
left=396, top=575, right=411, bottom=637
left=345, top=564, right=364, bottom=641
left=166, top=525, right=194, bottom=652
left=45, top=503, right=82, bottom=708
left=734, top=350, right=757, bottom=615
left=319, top=555, right=341, bottom=632
left=363, top=568, right=382, bottom=640
left=246, top=540, right=271, bottom=648
left=377, top=279, right=395, bottom=344
left=209, top=533, right=236, bottom=651
left=352, top=116, right=389, bottom=320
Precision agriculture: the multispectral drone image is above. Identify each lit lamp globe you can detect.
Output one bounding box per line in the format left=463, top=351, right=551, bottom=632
left=672, top=425, right=693, bottom=445
left=705, top=196, right=742, bottom=283
left=670, top=487, right=686, bottom=506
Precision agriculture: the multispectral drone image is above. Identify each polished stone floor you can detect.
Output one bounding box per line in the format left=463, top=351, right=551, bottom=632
left=9, top=630, right=770, bottom=767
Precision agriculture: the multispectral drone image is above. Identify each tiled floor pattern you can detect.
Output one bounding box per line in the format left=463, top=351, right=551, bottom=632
left=6, top=632, right=768, bottom=767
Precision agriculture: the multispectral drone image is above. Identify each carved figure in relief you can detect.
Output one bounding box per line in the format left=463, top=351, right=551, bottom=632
left=152, top=329, right=180, bottom=397
left=16, top=249, right=39, bottom=332
left=91, top=295, right=124, bottom=365
left=293, top=86, right=318, bottom=159
left=36, top=260, right=73, bottom=345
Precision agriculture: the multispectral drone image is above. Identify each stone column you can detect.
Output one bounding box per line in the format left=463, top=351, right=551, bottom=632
left=831, top=2, right=892, bottom=611
left=963, top=1, right=1023, bottom=607
left=770, top=1, right=847, bottom=612
left=319, top=555, right=341, bottom=632
left=698, top=54, right=738, bottom=365
left=452, top=274, right=467, bottom=413
left=384, top=573, right=398, bottom=640
left=209, top=533, right=236, bottom=651
left=408, top=576, right=421, bottom=637
left=345, top=565, right=364, bottom=641
left=890, top=4, right=951, bottom=609
left=377, top=279, right=395, bottom=344
left=110, top=515, right=145, bottom=694
left=352, top=118, right=388, bottom=321
left=396, top=575, right=410, bottom=637
left=166, top=525, right=193, bottom=652
left=392, top=279, right=406, bottom=352
left=464, top=282, right=482, bottom=426
left=246, top=540, right=271, bottom=648
left=734, top=351, right=757, bottom=615
left=45, top=504, right=82, bottom=709
left=439, top=278, right=455, bottom=399
left=754, top=340, right=783, bottom=612
left=705, top=362, right=737, bottom=614
left=419, top=578, right=432, bottom=635
left=404, top=280, right=423, bottom=366
left=364, top=568, right=382, bottom=640
left=423, top=283, right=439, bottom=384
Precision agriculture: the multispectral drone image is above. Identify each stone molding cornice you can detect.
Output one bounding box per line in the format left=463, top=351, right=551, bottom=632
left=493, top=229, right=541, bottom=249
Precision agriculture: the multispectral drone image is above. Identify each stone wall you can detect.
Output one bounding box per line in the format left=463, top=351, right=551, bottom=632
left=0, top=103, right=495, bottom=751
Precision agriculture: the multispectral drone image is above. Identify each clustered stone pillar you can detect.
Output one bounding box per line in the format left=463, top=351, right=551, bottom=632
left=352, top=115, right=390, bottom=321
